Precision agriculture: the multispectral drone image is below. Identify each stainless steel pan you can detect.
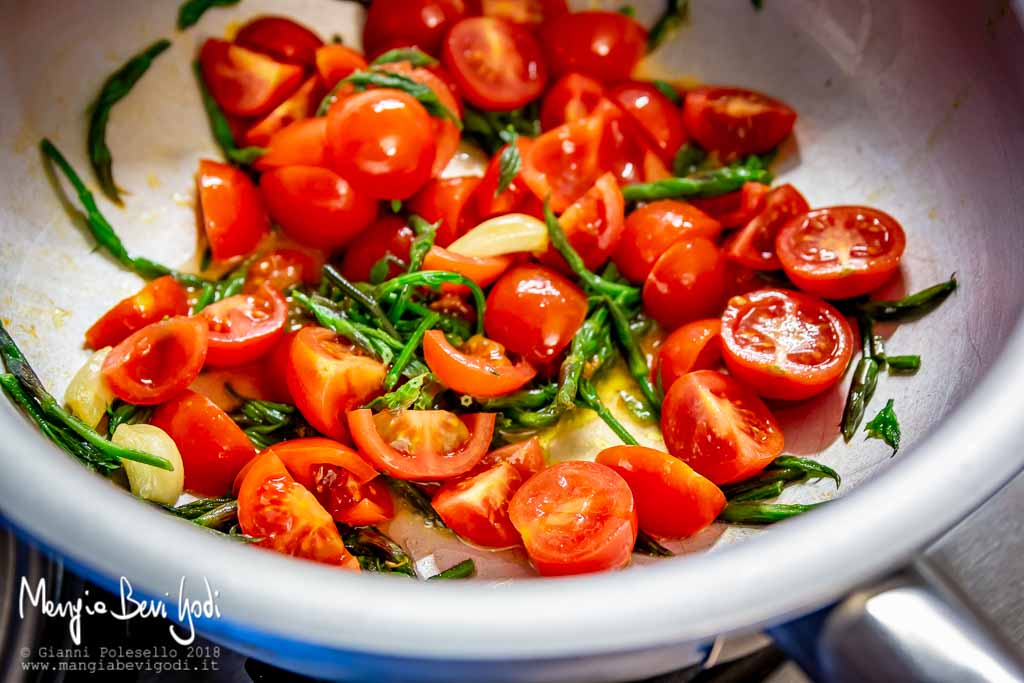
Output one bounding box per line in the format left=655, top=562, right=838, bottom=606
left=1, top=0, right=1023, bottom=680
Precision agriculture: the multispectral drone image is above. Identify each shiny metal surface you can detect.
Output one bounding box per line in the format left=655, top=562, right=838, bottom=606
left=0, top=1, right=1022, bottom=681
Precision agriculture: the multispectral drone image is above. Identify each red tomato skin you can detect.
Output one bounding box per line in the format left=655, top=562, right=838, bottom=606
left=540, top=72, right=604, bottom=130
left=596, top=445, right=726, bottom=539
left=101, top=316, right=208, bottom=406
left=661, top=370, right=784, bottom=485
left=540, top=11, right=647, bottom=83
left=642, top=238, right=728, bottom=330
left=725, top=184, right=810, bottom=271
left=260, top=166, right=378, bottom=250
left=327, top=89, right=436, bottom=200
left=720, top=289, right=854, bottom=401
left=484, top=264, right=588, bottom=366
left=509, top=460, right=637, bottom=576
left=262, top=329, right=299, bottom=404
left=199, top=39, right=305, bottom=117
left=422, top=247, right=512, bottom=292
left=200, top=284, right=288, bottom=368
left=363, top=0, right=476, bottom=58
left=151, top=389, right=257, bottom=496
left=244, top=248, right=322, bottom=294
left=442, top=17, right=548, bottom=111
left=609, top=81, right=687, bottom=164
left=197, top=159, right=270, bottom=262
left=423, top=330, right=537, bottom=398
left=315, top=45, right=368, bottom=90
left=612, top=201, right=722, bottom=283
left=541, top=172, right=625, bottom=273
left=254, top=118, right=331, bottom=171
left=235, top=16, right=324, bottom=66
left=242, top=76, right=324, bottom=148
left=475, top=138, right=539, bottom=221
left=338, top=216, right=415, bottom=282
left=776, top=207, right=907, bottom=300
left=408, top=176, right=482, bottom=247
left=481, top=0, right=568, bottom=25
left=84, top=276, right=189, bottom=350
left=657, top=318, right=722, bottom=393
left=691, top=182, right=770, bottom=229
left=433, top=462, right=524, bottom=548
left=471, top=436, right=544, bottom=479
left=683, top=86, right=797, bottom=159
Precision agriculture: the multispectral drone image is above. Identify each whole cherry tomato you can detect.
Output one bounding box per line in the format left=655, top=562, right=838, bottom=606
left=610, top=81, right=687, bottom=164
left=101, top=317, right=208, bottom=406
left=683, top=86, right=797, bottom=159
left=199, top=283, right=288, bottom=368
left=338, top=216, right=415, bottom=282
left=84, top=276, right=189, bottom=350
left=725, top=184, right=809, bottom=270
left=540, top=72, right=603, bottom=130
left=235, top=16, right=324, bottom=66
left=539, top=11, right=647, bottom=82
left=363, top=0, right=477, bottom=58
left=642, top=238, right=728, bottom=330
left=423, top=331, right=537, bottom=398
left=657, top=318, right=722, bottom=393
left=197, top=159, right=270, bottom=262
left=199, top=39, right=304, bottom=117
left=433, top=462, right=524, bottom=547
left=612, top=200, right=722, bottom=283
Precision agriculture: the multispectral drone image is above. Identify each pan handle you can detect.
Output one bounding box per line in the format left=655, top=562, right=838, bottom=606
left=767, top=560, right=1024, bottom=682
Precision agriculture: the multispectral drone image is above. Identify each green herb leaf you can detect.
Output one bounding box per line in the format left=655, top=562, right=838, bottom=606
left=634, top=530, right=674, bottom=557
left=494, top=134, right=522, bottom=197
left=390, top=198, right=403, bottom=214
left=622, top=162, right=771, bottom=202
left=718, top=502, right=822, bottom=525
left=165, top=496, right=236, bottom=520
left=462, top=104, right=541, bottom=155
left=729, top=480, right=786, bottom=502
left=752, top=0, right=764, bottom=9
left=365, top=373, right=433, bottom=411
left=865, top=398, right=901, bottom=454
left=377, top=271, right=486, bottom=335
left=885, top=355, right=921, bottom=373
left=770, top=456, right=840, bottom=487
left=648, top=0, right=690, bottom=52
left=371, top=48, right=438, bottom=68
left=193, top=61, right=266, bottom=168
left=384, top=313, right=439, bottom=390
left=384, top=476, right=448, bottom=528
left=858, top=276, right=958, bottom=322
left=605, top=296, right=661, bottom=410
left=429, top=559, right=476, bottom=580
left=322, top=264, right=402, bottom=340
left=106, top=400, right=153, bottom=438
left=342, top=526, right=416, bottom=576
left=337, top=69, right=462, bottom=129
left=619, top=390, right=656, bottom=423
left=369, top=257, right=391, bottom=285
left=178, top=0, right=239, bottom=29
left=578, top=379, right=639, bottom=446
left=651, top=79, right=683, bottom=105
left=230, top=398, right=314, bottom=450
left=841, top=356, right=879, bottom=442
left=618, top=5, right=637, bottom=17
left=671, top=142, right=707, bottom=177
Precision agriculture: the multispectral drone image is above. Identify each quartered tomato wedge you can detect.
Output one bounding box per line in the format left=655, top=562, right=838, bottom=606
left=242, top=76, right=324, bottom=147
left=347, top=409, right=495, bottom=481
left=720, top=288, right=854, bottom=401
left=433, top=462, right=524, bottom=547
left=102, top=316, right=208, bottom=406
left=691, top=181, right=770, bottom=229
left=474, top=138, right=540, bottom=221
left=409, top=176, right=482, bottom=247
left=776, top=206, right=907, bottom=300
left=612, top=200, right=722, bottom=283
left=235, top=16, right=324, bottom=66
left=327, top=89, right=437, bottom=200
left=725, top=184, right=809, bottom=270
left=286, top=327, right=387, bottom=442
left=84, top=276, right=189, bottom=350
left=199, top=39, right=305, bottom=117
left=237, top=450, right=360, bottom=569
left=481, top=0, right=568, bottom=25
left=508, top=460, right=637, bottom=576
left=610, top=81, right=687, bottom=164
left=362, top=0, right=476, bottom=58
left=540, top=72, right=603, bottom=130
left=423, top=331, right=537, bottom=398
left=245, top=248, right=322, bottom=293
left=657, top=318, right=723, bottom=393
left=262, top=329, right=300, bottom=404
left=422, top=247, right=512, bottom=290
left=197, top=159, right=270, bottom=262
left=315, top=45, right=368, bottom=89
left=596, top=445, right=725, bottom=539
left=661, top=370, right=784, bottom=485
left=200, top=283, right=288, bottom=368
left=642, top=238, right=728, bottom=330
left=539, top=11, right=647, bottom=83
left=484, top=264, right=588, bottom=366
left=339, top=215, right=415, bottom=283
left=542, top=172, right=625, bottom=272
left=683, top=86, right=797, bottom=159
left=151, top=389, right=256, bottom=496
left=260, top=165, right=378, bottom=250
left=254, top=118, right=330, bottom=171
left=471, top=436, right=544, bottom=478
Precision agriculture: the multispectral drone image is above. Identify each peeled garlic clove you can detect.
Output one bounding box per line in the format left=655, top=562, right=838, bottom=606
left=447, top=214, right=549, bottom=258
left=64, top=347, right=115, bottom=429
left=111, top=424, right=185, bottom=505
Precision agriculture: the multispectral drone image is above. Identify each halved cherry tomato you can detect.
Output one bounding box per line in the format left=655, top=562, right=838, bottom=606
left=242, top=76, right=324, bottom=147
left=238, top=450, right=360, bottom=569
left=263, top=329, right=299, bottom=404
left=423, top=331, right=536, bottom=398
left=235, top=16, right=324, bottom=66
left=408, top=176, right=482, bottom=246
left=254, top=118, right=330, bottom=171
left=422, top=247, right=512, bottom=290
left=661, top=370, right=783, bottom=485
left=657, top=318, right=722, bottom=393
left=200, top=283, right=288, bottom=368
left=776, top=206, right=907, bottom=300
left=84, top=276, right=189, bottom=350
left=471, top=436, right=544, bottom=478
left=327, top=89, right=436, bottom=200
left=596, top=445, right=725, bottom=539
left=199, top=39, right=305, bottom=117
left=508, top=460, right=637, bottom=576
left=151, top=389, right=256, bottom=495
left=720, top=288, right=854, bottom=401
left=481, top=0, right=568, bottom=25
left=610, top=81, right=687, bottom=164
left=433, top=462, right=523, bottom=547
left=260, top=165, right=377, bottom=250
left=339, top=216, right=414, bottom=282
left=612, top=201, right=722, bottom=283
left=286, top=327, right=387, bottom=441
left=474, top=138, right=540, bottom=220
left=484, top=264, right=588, bottom=366
left=363, top=0, right=476, bottom=58
left=683, top=86, right=797, bottom=159
left=315, top=45, right=368, bottom=90
left=642, top=238, right=728, bottom=330
left=725, top=184, right=809, bottom=270
left=102, top=317, right=208, bottom=405
left=539, top=11, right=647, bottom=83
left=245, top=248, right=322, bottom=294
left=443, top=17, right=547, bottom=111
left=197, top=159, right=270, bottom=261
left=348, top=410, right=495, bottom=481
left=542, top=172, right=624, bottom=272
left=690, top=181, right=770, bottom=229
left=539, top=72, right=603, bottom=130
